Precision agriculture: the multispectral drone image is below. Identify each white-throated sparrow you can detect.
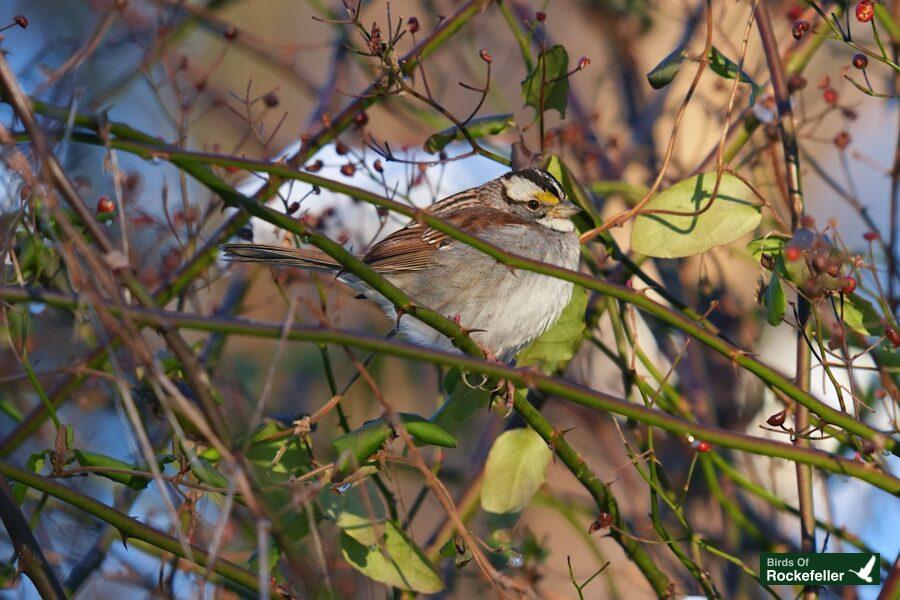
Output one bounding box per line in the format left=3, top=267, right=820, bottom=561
left=224, top=168, right=581, bottom=362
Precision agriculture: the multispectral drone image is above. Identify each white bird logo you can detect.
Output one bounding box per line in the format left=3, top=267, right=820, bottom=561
left=848, top=555, right=876, bottom=583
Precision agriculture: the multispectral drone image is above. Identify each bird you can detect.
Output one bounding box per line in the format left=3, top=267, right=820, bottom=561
left=223, top=168, right=581, bottom=365
left=848, top=555, right=876, bottom=583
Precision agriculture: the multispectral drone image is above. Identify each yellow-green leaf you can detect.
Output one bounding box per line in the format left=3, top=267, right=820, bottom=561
left=424, top=114, right=513, bottom=154
left=480, top=428, right=552, bottom=515
left=631, top=172, right=761, bottom=258
left=340, top=522, right=444, bottom=593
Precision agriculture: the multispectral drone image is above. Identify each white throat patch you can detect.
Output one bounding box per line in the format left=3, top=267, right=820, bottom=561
left=537, top=217, right=575, bottom=232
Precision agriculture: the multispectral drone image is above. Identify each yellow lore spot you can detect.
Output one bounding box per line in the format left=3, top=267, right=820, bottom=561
left=536, top=190, right=559, bottom=205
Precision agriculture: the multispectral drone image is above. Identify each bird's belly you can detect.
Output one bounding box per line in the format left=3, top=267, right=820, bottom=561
left=384, top=230, right=579, bottom=361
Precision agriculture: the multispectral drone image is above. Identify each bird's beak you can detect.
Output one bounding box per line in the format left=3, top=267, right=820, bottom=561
left=548, top=201, right=581, bottom=219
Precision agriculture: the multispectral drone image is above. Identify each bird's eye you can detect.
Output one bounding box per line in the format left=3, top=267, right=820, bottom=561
left=527, top=199, right=540, bottom=211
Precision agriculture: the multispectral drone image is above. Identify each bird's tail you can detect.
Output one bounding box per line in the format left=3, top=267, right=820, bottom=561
left=221, top=243, right=341, bottom=270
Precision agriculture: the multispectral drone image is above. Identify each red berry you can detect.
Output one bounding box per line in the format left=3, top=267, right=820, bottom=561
left=96, top=195, right=115, bottom=213
left=834, top=131, right=851, bottom=150
left=353, top=111, right=368, bottom=127
left=841, top=276, right=857, bottom=294
left=823, top=88, right=839, bottom=104
left=886, top=326, right=900, bottom=348
left=335, top=141, right=349, bottom=155
left=767, top=410, right=787, bottom=427
left=373, top=159, right=384, bottom=173
left=852, top=53, right=869, bottom=69
left=864, top=231, right=879, bottom=241
left=697, top=441, right=712, bottom=453
left=856, top=0, right=875, bottom=23
left=536, top=11, right=546, bottom=22
left=785, top=246, right=802, bottom=261
left=263, top=92, right=279, bottom=107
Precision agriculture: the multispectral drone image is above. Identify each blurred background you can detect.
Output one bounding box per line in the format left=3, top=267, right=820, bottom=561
left=0, top=0, right=898, bottom=598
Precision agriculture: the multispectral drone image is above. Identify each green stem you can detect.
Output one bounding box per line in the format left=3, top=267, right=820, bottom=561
left=22, top=121, right=895, bottom=458
left=513, top=395, right=672, bottom=597
left=0, top=459, right=271, bottom=596
left=2, top=284, right=896, bottom=494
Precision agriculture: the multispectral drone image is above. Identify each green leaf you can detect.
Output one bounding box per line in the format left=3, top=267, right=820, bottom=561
left=522, top=45, right=570, bottom=118
left=340, top=522, right=444, bottom=593
left=331, top=420, right=392, bottom=475
left=424, top=114, right=513, bottom=154
left=332, top=415, right=457, bottom=475
left=400, top=413, right=457, bottom=448
left=517, top=286, right=588, bottom=373
left=838, top=295, right=883, bottom=337
left=319, top=480, right=386, bottom=545
left=630, top=171, right=761, bottom=258
left=73, top=450, right=150, bottom=490
left=707, top=46, right=761, bottom=106
left=746, top=235, right=789, bottom=260
left=190, top=458, right=229, bottom=489
left=764, top=272, right=786, bottom=326
left=480, top=428, right=552, bottom=515
left=429, top=369, right=491, bottom=435
left=647, top=44, right=687, bottom=89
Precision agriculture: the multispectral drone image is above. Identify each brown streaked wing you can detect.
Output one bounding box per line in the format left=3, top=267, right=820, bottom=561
left=363, top=206, right=528, bottom=273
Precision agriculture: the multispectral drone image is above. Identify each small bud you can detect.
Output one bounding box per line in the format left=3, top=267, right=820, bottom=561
left=767, top=410, right=787, bottom=427
left=791, top=20, right=809, bottom=40
left=787, top=74, right=807, bottom=93
left=223, top=25, right=238, bottom=40
left=856, top=0, right=874, bottom=23
left=353, top=111, right=369, bottom=127
left=863, top=231, right=879, bottom=241
left=833, top=131, right=851, bottom=150
left=535, top=11, right=546, bottom=22
left=305, top=159, right=323, bottom=173
left=577, top=56, right=590, bottom=70
left=588, top=512, right=614, bottom=533
left=263, top=92, right=279, bottom=107
left=13, top=15, right=28, bottom=28
left=96, top=195, right=115, bottom=214
left=340, top=163, right=356, bottom=177
left=823, top=88, right=838, bottom=104
left=335, top=141, right=349, bottom=155
left=373, top=159, right=384, bottom=173
left=852, top=53, right=869, bottom=69
left=479, top=48, right=492, bottom=63
left=287, top=201, right=300, bottom=214
left=407, top=16, right=419, bottom=33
